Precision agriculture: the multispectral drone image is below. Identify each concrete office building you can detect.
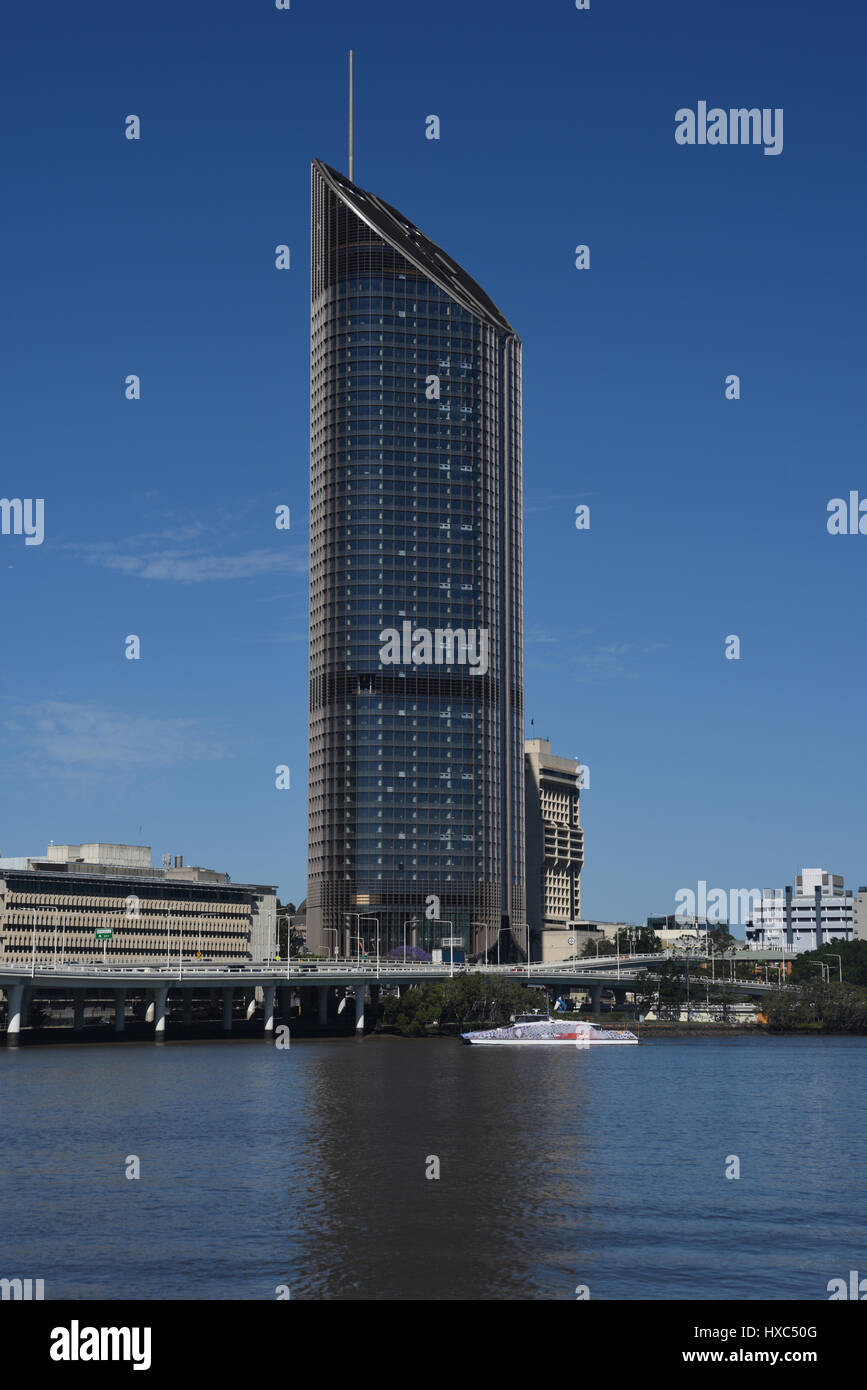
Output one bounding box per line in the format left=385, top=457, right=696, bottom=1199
left=852, top=888, right=867, bottom=940
left=307, top=159, right=525, bottom=959
left=539, top=920, right=639, bottom=963
left=0, top=843, right=277, bottom=964
left=744, top=867, right=854, bottom=952
left=525, top=739, right=584, bottom=960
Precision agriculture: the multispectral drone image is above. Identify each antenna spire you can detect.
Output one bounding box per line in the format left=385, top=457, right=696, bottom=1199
left=348, top=50, right=354, bottom=181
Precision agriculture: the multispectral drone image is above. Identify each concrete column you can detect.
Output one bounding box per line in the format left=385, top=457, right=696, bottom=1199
left=182, top=994, right=193, bottom=1027
left=115, top=991, right=126, bottom=1033
left=6, top=984, right=23, bottom=1038
left=317, top=986, right=328, bottom=1025
left=73, top=994, right=85, bottom=1031
left=785, top=885, right=793, bottom=949
left=588, top=983, right=602, bottom=1014
left=153, top=987, right=168, bottom=1035
left=354, top=983, right=367, bottom=1032
left=222, top=989, right=234, bottom=1033
left=245, top=992, right=257, bottom=1021
left=263, top=985, right=276, bottom=1033
left=145, top=999, right=155, bottom=1023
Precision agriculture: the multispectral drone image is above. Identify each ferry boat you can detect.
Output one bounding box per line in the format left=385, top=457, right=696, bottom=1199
left=460, top=1014, right=639, bottom=1046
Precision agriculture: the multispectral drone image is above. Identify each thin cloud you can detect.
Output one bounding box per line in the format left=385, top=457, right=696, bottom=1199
left=69, top=545, right=308, bottom=583
left=2, top=701, right=222, bottom=768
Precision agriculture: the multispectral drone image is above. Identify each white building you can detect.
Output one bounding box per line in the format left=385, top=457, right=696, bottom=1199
left=744, top=867, right=853, bottom=952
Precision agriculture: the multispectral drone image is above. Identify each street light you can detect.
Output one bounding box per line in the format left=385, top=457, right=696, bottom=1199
left=822, top=953, right=843, bottom=983
left=402, top=916, right=417, bottom=963
left=437, top=921, right=455, bottom=977
left=359, top=915, right=379, bottom=976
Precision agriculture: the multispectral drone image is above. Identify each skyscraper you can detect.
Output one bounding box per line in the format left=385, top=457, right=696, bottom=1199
left=307, top=159, right=525, bottom=960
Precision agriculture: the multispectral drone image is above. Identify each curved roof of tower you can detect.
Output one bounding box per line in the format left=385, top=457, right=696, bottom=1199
left=314, top=159, right=516, bottom=336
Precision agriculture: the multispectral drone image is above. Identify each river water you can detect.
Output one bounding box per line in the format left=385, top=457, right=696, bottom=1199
left=0, top=1034, right=864, bottom=1300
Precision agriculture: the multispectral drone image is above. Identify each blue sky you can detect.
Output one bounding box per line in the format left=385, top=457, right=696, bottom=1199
left=2, top=0, right=865, bottom=925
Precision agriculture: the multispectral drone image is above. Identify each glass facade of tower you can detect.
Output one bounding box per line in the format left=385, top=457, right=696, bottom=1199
left=308, top=161, right=524, bottom=959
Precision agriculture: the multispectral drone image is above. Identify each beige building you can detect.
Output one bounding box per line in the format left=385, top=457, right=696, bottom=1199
left=853, top=888, right=867, bottom=940
left=525, top=739, right=585, bottom=954
left=0, top=843, right=277, bottom=964
left=540, top=919, right=635, bottom=963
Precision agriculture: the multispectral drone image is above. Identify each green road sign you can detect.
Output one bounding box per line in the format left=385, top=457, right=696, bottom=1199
left=94, top=929, right=113, bottom=940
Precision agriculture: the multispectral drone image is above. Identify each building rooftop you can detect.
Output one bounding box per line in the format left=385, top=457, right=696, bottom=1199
left=314, top=159, right=516, bottom=336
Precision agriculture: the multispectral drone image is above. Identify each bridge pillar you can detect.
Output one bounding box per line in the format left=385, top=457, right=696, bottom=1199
left=115, top=991, right=126, bottom=1033
left=6, top=984, right=23, bottom=1039
left=354, top=984, right=367, bottom=1032
left=145, top=999, right=155, bottom=1023
left=73, top=994, right=85, bottom=1031
left=317, top=986, right=328, bottom=1025
left=245, top=992, right=257, bottom=1021
left=588, top=983, right=602, bottom=1014
left=153, top=987, right=168, bottom=1036
left=182, top=993, right=193, bottom=1027
left=222, top=989, right=234, bottom=1033
left=263, top=985, right=276, bottom=1033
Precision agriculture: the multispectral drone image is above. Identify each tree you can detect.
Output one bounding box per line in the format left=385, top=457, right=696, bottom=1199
left=707, top=923, right=737, bottom=951
left=789, top=939, right=867, bottom=987
left=761, top=979, right=867, bottom=1033
left=580, top=936, right=617, bottom=958
left=656, top=960, right=688, bottom=1020
left=631, top=971, right=659, bottom=1018
left=633, top=927, right=663, bottom=954
left=381, top=978, right=545, bottom=1036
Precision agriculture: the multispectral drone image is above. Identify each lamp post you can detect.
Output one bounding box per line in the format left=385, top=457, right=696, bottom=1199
left=403, top=917, right=417, bottom=963
left=511, top=922, right=531, bottom=976
left=359, top=915, right=379, bottom=976
left=437, top=921, right=455, bottom=978
left=823, top=953, right=843, bottom=983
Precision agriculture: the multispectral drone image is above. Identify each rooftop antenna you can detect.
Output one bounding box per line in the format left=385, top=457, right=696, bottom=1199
left=348, top=49, right=354, bottom=181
